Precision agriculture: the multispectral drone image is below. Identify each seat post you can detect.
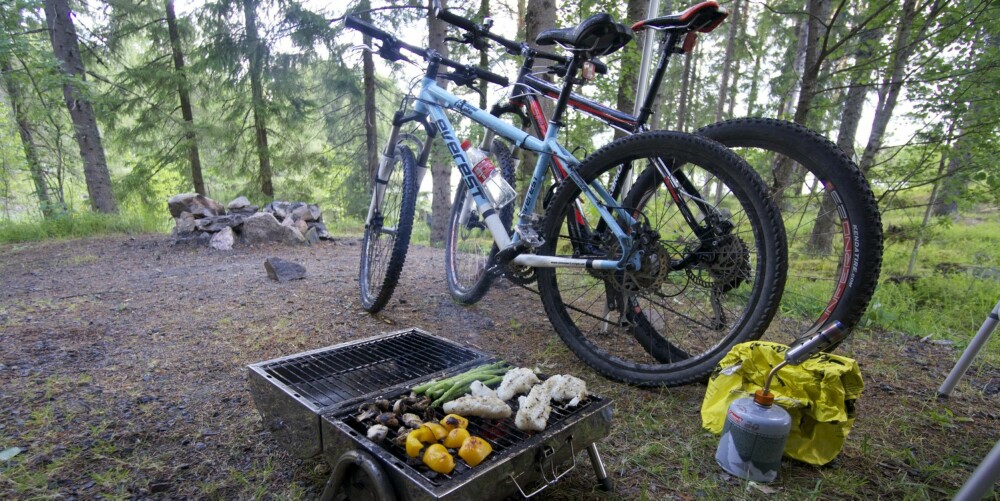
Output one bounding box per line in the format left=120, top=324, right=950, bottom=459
left=635, top=30, right=683, bottom=128
left=549, top=55, right=583, bottom=127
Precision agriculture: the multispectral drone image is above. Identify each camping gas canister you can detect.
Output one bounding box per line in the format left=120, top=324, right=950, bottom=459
left=715, top=389, right=791, bottom=483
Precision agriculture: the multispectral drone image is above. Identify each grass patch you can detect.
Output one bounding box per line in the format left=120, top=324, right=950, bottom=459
left=0, top=211, right=167, bottom=244
left=867, top=206, right=1000, bottom=364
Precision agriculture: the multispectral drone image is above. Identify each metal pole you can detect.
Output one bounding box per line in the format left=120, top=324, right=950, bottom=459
left=617, top=0, right=661, bottom=197
left=633, top=0, right=661, bottom=117
left=952, top=438, right=1000, bottom=501
left=937, top=298, right=1000, bottom=397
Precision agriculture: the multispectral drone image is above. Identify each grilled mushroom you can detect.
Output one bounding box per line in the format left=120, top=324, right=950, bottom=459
left=375, top=399, right=392, bottom=411
left=411, top=395, right=431, bottom=412
left=376, top=412, right=400, bottom=428
left=393, top=398, right=411, bottom=415
left=367, top=424, right=389, bottom=442
left=356, top=402, right=380, bottom=423
left=401, top=413, right=423, bottom=429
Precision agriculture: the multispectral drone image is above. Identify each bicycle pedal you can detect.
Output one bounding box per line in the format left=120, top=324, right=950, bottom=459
left=515, top=216, right=545, bottom=248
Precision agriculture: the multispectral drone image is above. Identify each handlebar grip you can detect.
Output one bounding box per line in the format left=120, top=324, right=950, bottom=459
left=345, top=15, right=393, bottom=42
left=436, top=7, right=479, bottom=32
left=475, top=66, right=509, bottom=87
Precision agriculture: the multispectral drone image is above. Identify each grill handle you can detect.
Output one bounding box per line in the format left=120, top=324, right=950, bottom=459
left=508, top=435, right=578, bottom=498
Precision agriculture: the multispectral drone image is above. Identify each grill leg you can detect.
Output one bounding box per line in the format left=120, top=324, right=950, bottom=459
left=586, top=443, right=614, bottom=492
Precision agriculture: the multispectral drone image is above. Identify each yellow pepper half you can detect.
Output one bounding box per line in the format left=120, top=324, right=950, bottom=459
left=422, top=422, right=448, bottom=441
left=440, top=414, right=469, bottom=432
left=443, top=428, right=471, bottom=449
left=458, top=436, right=492, bottom=467
left=405, top=429, right=428, bottom=458
left=422, top=443, right=456, bottom=474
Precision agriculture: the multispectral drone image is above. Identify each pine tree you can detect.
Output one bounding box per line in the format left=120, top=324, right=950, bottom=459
left=44, top=0, right=118, bottom=213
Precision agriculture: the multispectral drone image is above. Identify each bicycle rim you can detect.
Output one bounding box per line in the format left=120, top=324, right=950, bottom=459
left=538, top=131, right=784, bottom=386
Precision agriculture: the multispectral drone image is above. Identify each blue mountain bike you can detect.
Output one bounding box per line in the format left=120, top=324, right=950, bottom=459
left=347, top=13, right=786, bottom=386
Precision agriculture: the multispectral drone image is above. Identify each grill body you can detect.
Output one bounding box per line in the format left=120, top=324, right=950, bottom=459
left=248, top=328, right=613, bottom=500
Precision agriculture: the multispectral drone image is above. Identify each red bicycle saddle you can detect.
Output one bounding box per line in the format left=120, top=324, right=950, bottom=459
left=632, top=1, right=728, bottom=33
left=535, top=13, right=633, bottom=57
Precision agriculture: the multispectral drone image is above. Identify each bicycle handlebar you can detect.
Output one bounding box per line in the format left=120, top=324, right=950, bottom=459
left=344, top=15, right=509, bottom=88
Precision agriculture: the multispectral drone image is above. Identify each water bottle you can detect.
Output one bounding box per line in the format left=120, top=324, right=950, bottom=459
left=715, top=389, right=792, bottom=483
left=462, top=140, right=516, bottom=209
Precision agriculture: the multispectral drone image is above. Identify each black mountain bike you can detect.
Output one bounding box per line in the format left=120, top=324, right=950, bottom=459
left=437, top=1, right=882, bottom=351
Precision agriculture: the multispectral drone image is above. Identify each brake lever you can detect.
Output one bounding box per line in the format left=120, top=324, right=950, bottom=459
left=347, top=44, right=377, bottom=55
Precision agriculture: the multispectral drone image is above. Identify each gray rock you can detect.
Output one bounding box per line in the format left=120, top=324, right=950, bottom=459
left=168, top=193, right=226, bottom=219
left=172, top=232, right=212, bottom=246
left=281, top=215, right=309, bottom=236
left=174, top=212, right=196, bottom=235
left=210, top=227, right=235, bottom=251
left=264, top=257, right=306, bottom=282
left=291, top=203, right=322, bottom=222
left=310, top=221, right=333, bottom=240
left=195, top=214, right=244, bottom=232
left=305, top=226, right=320, bottom=244
left=263, top=201, right=292, bottom=221
left=229, top=206, right=259, bottom=217
left=242, top=213, right=306, bottom=245
left=227, top=196, right=252, bottom=210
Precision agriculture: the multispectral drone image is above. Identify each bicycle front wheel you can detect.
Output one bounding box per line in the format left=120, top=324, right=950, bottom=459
left=697, top=118, right=883, bottom=345
left=537, top=131, right=786, bottom=386
left=359, top=145, right=418, bottom=313
left=445, top=139, right=516, bottom=305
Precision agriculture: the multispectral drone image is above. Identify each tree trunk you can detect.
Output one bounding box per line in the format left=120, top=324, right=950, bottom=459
left=516, top=0, right=527, bottom=41
left=772, top=0, right=826, bottom=209
left=165, top=0, right=206, bottom=196
left=428, top=0, right=451, bottom=245
left=932, top=29, right=995, bottom=217
left=242, top=0, right=273, bottom=198
left=714, top=0, right=740, bottom=122
left=44, top=0, right=118, bottom=213
left=359, top=1, right=378, bottom=182
left=910, top=137, right=950, bottom=273
left=806, top=25, right=881, bottom=255
left=675, top=50, right=693, bottom=131
left=478, top=0, right=490, bottom=112
left=0, top=58, right=54, bottom=217
left=726, top=0, right=749, bottom=118
left=933, top=125, right=970, bottom=217
left=613, top=0, right=647, bottom=139
left=520, top=0, right=557, bottom=202
left=858, top=0, right=945, bottom=176
left=745, top=49, right=762, bottom=116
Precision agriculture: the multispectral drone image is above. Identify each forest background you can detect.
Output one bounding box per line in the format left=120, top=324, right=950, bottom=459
left=0, top=0, right=998, bottom=356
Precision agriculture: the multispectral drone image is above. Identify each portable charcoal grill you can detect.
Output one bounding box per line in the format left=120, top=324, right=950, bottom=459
left=248, top=328, right=613, bottom=500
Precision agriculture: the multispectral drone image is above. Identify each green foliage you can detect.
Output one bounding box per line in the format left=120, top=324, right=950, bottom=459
left=0, top=210, right=167, bottom=243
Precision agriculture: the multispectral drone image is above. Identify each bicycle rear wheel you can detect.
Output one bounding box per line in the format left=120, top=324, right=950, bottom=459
left=445, top=139, right=516, bottom=305
left=537, top=131, right=786, bottom=386
left=359, top=145, right=418, bottom=313
left=696, top=118, right=883, bottom=345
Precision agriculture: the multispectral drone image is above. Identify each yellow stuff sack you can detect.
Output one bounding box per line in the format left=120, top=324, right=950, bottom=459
left=701, top=341, right=864, bottom=466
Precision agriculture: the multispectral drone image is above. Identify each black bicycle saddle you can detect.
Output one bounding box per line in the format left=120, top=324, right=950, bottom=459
left=535, top=13, right=633, bottom=57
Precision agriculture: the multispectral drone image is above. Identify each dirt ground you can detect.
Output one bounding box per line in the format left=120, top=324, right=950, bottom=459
left=1, top=234, right=997, bottom=500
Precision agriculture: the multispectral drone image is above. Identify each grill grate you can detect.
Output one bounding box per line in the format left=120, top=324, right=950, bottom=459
left=340, top=391, right=601, bottom=486
left=260, top=330, right=483, bottom=408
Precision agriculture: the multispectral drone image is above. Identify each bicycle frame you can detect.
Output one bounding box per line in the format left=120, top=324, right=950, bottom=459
left=373, top=75, right=638, bottom=272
